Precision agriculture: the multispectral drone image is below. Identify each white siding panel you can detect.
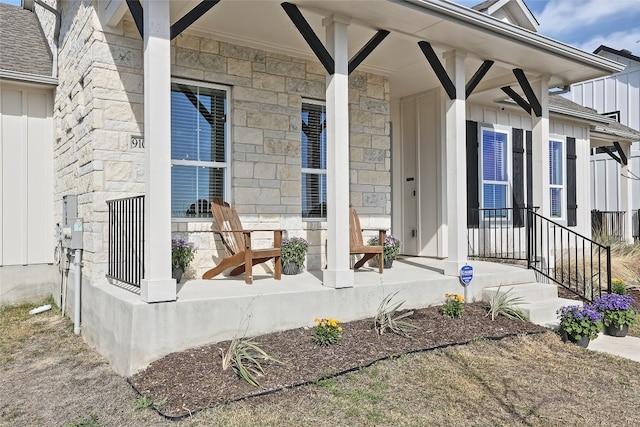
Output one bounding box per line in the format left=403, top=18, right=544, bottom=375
left=583, top=81, right=594, bottom=109
left=593, top=79, right=605, bottom=112
left=617, top=74, right=629, bottom=125
left=604, top=78, right=617, bottom=114
left=628, top=70, right=640, bottom=131
left=1, top=89, right=26, bottom=265
left=26, top=92, right=53, bottom=264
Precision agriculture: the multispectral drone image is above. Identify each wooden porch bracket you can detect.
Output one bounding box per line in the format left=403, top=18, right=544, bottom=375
left=348, top=30, right=390, bottom=74
left=500, top=86, right=532, bottom=115
left=171, top=0, right=220, bottom=40
left=281, top=2, right=389, bottom=76
left=126, top=0, right=220, bottom=40
left=613, top=141, right=628, bottom=165
left=418, top=41, right=456, bottom=100
left=125, top=0, right=143, bottom=38
left=513, top=69, right=542, bottom=117
left=465, top=60, right=494, bottom=98
left=281, top=2, right=335, bottom=74
left=600, top=146, right=622, bottom=164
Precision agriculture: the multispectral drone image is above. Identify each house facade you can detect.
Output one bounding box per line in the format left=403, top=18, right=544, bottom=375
left=570, top=46, right=640, bottom=241
left=1, top=0, right=632, bottom=374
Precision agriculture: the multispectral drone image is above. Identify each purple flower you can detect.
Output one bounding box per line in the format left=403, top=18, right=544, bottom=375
left=593, top=294, right=635, bottom=312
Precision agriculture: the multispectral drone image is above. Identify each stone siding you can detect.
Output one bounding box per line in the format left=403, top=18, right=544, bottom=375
left=53, top=4, right=390, bottom=283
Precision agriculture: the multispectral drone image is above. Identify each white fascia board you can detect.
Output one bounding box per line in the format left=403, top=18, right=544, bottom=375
left=402, top=0, right=625, bottom=74
left=0, top=70, right=58, bottom=86
left=101, top=0, right=128, bottom=27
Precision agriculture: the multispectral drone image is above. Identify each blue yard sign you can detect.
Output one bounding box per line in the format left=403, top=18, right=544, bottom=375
left=460, top=265, right=473, bottom=286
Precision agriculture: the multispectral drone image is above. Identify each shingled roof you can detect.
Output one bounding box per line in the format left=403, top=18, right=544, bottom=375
left=0, top=2, right=52, bottom=78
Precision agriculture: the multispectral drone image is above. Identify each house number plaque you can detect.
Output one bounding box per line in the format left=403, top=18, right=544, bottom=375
left=131, top=135, right=144, bottom=149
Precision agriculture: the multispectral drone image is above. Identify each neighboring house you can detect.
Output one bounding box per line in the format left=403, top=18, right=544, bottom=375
left=1, top=0, right=633, bottom=375
left=570, top=46, right=640, bottom=241
left=0, top=2, right=57, bottom=305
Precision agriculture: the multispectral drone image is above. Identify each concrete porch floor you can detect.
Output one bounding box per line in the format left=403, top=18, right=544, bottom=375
left=85, top=257, right=538, bottom=376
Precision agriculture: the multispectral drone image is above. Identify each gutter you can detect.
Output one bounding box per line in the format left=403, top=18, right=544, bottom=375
left=0, top=69, right=58, bottom=86
left=400, top=0, right=625, bottom=74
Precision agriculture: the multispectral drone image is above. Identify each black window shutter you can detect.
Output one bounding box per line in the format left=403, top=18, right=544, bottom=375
left=526, top=131, right=533, bottom=209
left=512, top=128, right=525, bottom=227
left=466, top=121, right=479, bottom=228
left=566, top=137, right=577, bottom=227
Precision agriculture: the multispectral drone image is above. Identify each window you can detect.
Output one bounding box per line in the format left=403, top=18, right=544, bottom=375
left=549, top=138, right=564, bottom=218
left=480, top=127, right=510, bottom=218
left=301, top=101, right=327, bottom=219
left=170, top=80, right=229, bottom=219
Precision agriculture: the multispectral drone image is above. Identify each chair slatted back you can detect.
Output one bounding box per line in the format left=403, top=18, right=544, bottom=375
left=211, top=198, right=245, bottom=256
left=349, top=207, right=365, bottom=249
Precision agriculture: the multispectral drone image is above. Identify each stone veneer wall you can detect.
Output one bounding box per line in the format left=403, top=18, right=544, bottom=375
left=54, top=2, right=391, bottom=284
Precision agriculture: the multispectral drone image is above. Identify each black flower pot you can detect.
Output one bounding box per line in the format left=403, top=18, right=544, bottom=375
left=172, top=268, right=183, bottom=283
left=604, top=324, right=629, bottom=337
left=384, top=258, right=394, bottom=269
left=282, top=261, right=301, bottom=275
left=561, top=330, right=590, bottom=348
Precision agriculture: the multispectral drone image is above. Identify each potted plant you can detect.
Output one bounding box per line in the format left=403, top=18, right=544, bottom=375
left=592, top=293, right=636, bottom=337
left=280, top=237, right=310, bottom=275
left=367, top=234, right=401, bottom=268
left=171, top=239, right=197, bottom=282
left=556, top=305, right=603, bottom=348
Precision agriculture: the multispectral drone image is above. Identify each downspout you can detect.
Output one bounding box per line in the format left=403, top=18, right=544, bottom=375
left=23, top=0, right=61, bottom=78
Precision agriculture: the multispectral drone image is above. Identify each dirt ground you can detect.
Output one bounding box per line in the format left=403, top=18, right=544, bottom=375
left=1, top=295, right=639, bottom=427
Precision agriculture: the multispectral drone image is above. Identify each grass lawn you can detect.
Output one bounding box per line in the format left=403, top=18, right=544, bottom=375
left=1, top=299, right=640, bottom=426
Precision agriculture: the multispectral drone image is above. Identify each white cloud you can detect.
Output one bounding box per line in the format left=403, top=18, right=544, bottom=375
left=574, top=29, right=640, bottom=53
left=538, top=0, right=640, bottom=36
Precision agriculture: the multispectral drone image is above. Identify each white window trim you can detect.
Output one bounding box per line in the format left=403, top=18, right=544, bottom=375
left=170, top=77, right=231, bottom=222
left=549, top=136, right=566, bottom=220
left=301, top=98, right=327, bottom=222
left=479, top=124, right=512, bottom=222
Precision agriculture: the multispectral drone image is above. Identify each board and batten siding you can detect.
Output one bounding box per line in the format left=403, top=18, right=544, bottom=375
left=466, top=104, right=592, bottom=235
left=571, top=50, right=640, bottom=211
left=0, top=84, right=54, bottom=266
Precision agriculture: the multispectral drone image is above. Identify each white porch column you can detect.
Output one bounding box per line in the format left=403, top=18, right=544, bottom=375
left=442, top=51, right=468, bottom=276
left=619, top=142, right=634, bottom=243
left=140, top=0, right=176, bottom=302
left=323, top=15, right=354, bottom=288
left=530, top=77, right=550, bottom=216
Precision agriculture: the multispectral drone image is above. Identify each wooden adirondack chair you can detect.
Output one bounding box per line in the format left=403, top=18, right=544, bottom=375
left=202, top=199, right=282, bottom=284
left=349, top=207, right=386, bottom=273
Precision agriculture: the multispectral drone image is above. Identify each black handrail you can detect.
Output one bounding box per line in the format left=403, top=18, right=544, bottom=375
left=106, top=195, right=145, bottom=287
left=467, top=208, right=531, bottom=262
left=591, top=210, right=625, bottom=240
left=528, top=209, right=611, bottom=301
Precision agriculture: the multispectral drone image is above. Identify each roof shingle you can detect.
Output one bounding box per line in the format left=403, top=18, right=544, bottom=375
left=0, top=3, right=52, bottom=77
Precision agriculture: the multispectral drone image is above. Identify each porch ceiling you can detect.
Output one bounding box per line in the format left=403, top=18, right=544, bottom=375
left=113, top=0, right=623, bottom=100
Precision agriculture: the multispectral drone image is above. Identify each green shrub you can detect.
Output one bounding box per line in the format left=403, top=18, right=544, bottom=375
left=220, top=337, right=280, bottom=387
left=374, top=291, right=416, bottom=337
left=485, top=286, right=527, bottom=321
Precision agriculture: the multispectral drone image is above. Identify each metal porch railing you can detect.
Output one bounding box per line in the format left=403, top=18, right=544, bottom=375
left=468, top=207, right=611, bottom=301
left=528, top=210, right=611, bottom=301
left=467, top=207, right=531, bottom=262
left=591, top=210, right=625, bottom=240
left=107, top=195, right=144, bottom=287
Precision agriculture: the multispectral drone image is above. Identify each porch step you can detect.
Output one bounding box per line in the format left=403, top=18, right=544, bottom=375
left=520, top=298, right=583, bottom=328
left=482, top=283, right=582, bottom=328
left=482, top=283, right=558, bottom=303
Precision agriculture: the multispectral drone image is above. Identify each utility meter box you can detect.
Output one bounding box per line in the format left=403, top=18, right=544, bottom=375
left=62, top=195, right=80, bottom=249
left=70, top=218, right=83, bottom=250
left=63, top=195, right=77, bottom=228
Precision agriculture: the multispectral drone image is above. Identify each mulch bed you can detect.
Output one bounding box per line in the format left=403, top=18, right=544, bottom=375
left=129, top=303, right=547, bottom=419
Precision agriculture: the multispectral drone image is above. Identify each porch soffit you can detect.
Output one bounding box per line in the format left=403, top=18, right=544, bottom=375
left=107, top=0, right=624, bottom=99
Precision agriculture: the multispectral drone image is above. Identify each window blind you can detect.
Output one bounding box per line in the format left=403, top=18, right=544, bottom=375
left=301, top=102, right=327, bottom=219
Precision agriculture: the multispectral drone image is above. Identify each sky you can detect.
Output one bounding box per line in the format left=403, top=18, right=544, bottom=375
left=1, top=0, right=639, bottom=54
